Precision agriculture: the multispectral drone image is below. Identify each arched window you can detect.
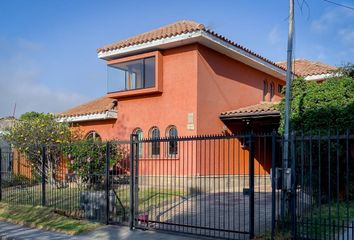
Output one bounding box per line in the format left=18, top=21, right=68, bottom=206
left=270, top=82, right=275, bottom=101
left=263, top=80, right=268, bottom=101
left=85, top=131, right=102, bottom=142
left=149, top=127, right=160, bottom=156
left=133, top=128, right=143, bottom=157
left=166, top=126, right=178, bottom=155
left=278, top=84, right=284, bottom=94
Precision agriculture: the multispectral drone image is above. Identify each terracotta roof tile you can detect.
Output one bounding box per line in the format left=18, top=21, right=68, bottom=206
left=59, top=96, right=117, bottom=117
left=276, top=59, right=336, bottom=77
left=97, top=20, right=204, bottom=53
left=97, top=20, right=286, bottom=71
left=220, top=102, right=280, bottom=117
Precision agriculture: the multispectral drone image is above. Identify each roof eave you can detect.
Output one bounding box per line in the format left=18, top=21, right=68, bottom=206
left=57, top=111, right=117, bottom=123
left=304, top=72, right=339, bottom=81
left=220, top=111, right=280, bottom=121
left=98, top=31, right=287, bottom=80
left=97, top=31, right=202, bottom=60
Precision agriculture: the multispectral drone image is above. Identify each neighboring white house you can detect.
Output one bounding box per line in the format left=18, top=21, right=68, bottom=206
left=0, top=117, right=15, bottom=147
left=0, top=117, right=15, bottom=175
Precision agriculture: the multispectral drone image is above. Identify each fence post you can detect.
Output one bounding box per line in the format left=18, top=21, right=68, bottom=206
left=249, top=134, right=255, bottom=239
left=105, top=141, right=110, bottom=225
left=271, top=130, right=277, bottom=239
left=134, top=135, right=139, bottom=227
left=41, top=145, right=46, bottom=206
left=0, top=148, right=2, bottom=202
left=290, top=132, right=297, bottom=239
left=129, top=134, right=135, bottom=230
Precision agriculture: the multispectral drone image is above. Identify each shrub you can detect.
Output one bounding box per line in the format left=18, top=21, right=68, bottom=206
left=62, top=140, right=129, bottom=188
left=278, top=76, right=354, bottom=134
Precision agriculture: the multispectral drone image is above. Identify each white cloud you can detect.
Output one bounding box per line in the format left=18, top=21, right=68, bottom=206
left=0, top=38, right=89, bottom=117
left=309, top=7, right=354, bottom=63
left=311, top=7, right=354, bottom=34
left=338, top=29, right=354, bottom=45
left=311, top=10, right=338, bottom=33
left=267, top=26, right=283, bottom=45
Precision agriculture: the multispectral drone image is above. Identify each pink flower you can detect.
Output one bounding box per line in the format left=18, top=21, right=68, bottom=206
left=70, top=160, right=74, bottom=165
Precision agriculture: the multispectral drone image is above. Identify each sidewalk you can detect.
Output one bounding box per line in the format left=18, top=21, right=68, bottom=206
left=0, top=221, right=198, bottom=240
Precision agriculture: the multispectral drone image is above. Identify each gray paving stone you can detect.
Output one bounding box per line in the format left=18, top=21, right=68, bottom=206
left=0, top=221, right=199, bottom=240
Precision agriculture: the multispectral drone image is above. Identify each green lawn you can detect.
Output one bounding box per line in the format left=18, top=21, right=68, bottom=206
left=0, top=202, right=100, bottom=235
left=1, top=184, right=185, bottom=219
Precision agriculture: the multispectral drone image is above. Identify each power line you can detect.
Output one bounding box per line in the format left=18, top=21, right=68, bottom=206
left=323, top=0, right=354, bottom=11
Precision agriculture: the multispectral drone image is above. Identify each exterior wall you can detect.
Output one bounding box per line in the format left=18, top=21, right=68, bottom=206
left=70, top=119, right=117, bottom=141
left=112, top=44, right=199, bottom=140
left=12, top=150, right=32, bottom=178
left=196, top=45, right=284, bottom=135
left=195, top=45, right=284, bottom=174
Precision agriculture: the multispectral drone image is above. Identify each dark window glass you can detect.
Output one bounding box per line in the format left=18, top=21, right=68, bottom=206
left=278, top=84, right=284, bottom=93
left=270, top=82, right=275, bottom=100
left=144, top=57, right=155, bottom=88
left=107, top=57, right=156, bottom=92
left=150, top=127, right=160, bottom=156
left=263, top=80, right=268, bottom=101
left=133, top=128, right=143, bottom=157
left=168, top=126, right=178, bottom=155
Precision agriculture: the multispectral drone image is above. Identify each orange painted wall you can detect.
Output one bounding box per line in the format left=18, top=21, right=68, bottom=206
left=195, top=45, right=283, bottom=174
left=12, top=150, right=32, bottom=178
left=112, top=44, right=199, bottom=140
left=71, top=119, right=117, bottom=141
left=196, top=44, right=283, bottom=135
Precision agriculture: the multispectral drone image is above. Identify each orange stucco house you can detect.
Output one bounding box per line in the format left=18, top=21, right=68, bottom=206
left=59, top=20, right=336, bottom=141
left=58, top=20, right=336, bottom=177
left=60, top=20, right=288, bottom=140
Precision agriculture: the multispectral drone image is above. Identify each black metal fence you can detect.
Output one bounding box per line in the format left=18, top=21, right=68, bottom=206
left=0, top=141, right=132, bottom=225
left=287, top=131, right=354, bottom=240
left=0, top=133, right=278, bottom=239
left=1, top=131, right=353, bottom=240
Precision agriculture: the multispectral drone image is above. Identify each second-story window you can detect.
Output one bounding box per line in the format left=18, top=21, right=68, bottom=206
left=263, top=80, right=268, bottom=101
left=278, top=84, right=284, bottom=94
left=270, top=82, right=275, bottom=101
left=108, top=57, right=156, bottom=93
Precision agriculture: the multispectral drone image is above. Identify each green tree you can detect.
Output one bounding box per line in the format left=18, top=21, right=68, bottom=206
left=3, top=112, right=73, bottom=185
left=278, top=67, right=354, bottom=201
left=278, top=75, right=354, bottom=134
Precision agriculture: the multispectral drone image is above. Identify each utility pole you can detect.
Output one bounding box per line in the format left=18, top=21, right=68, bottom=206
left=282, top=0, right=294, bottom=222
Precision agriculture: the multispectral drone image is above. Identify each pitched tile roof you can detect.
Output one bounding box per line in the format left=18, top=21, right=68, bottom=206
left=97, top=20, right=204, bottom=53
left=97, top=20, right=286, bottom=71
left=276, top=59, right=336, bottom=77
left=59, top=96, right=117, bottom=117
left=220, top=102, right=280, bottom=119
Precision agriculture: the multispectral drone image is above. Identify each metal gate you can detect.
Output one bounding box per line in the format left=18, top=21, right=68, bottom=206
left=131, top=133, right=278, bottom=239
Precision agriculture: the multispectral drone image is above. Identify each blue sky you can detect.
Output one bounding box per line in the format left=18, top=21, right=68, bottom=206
left=0, top=0, right=353, bottom=117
